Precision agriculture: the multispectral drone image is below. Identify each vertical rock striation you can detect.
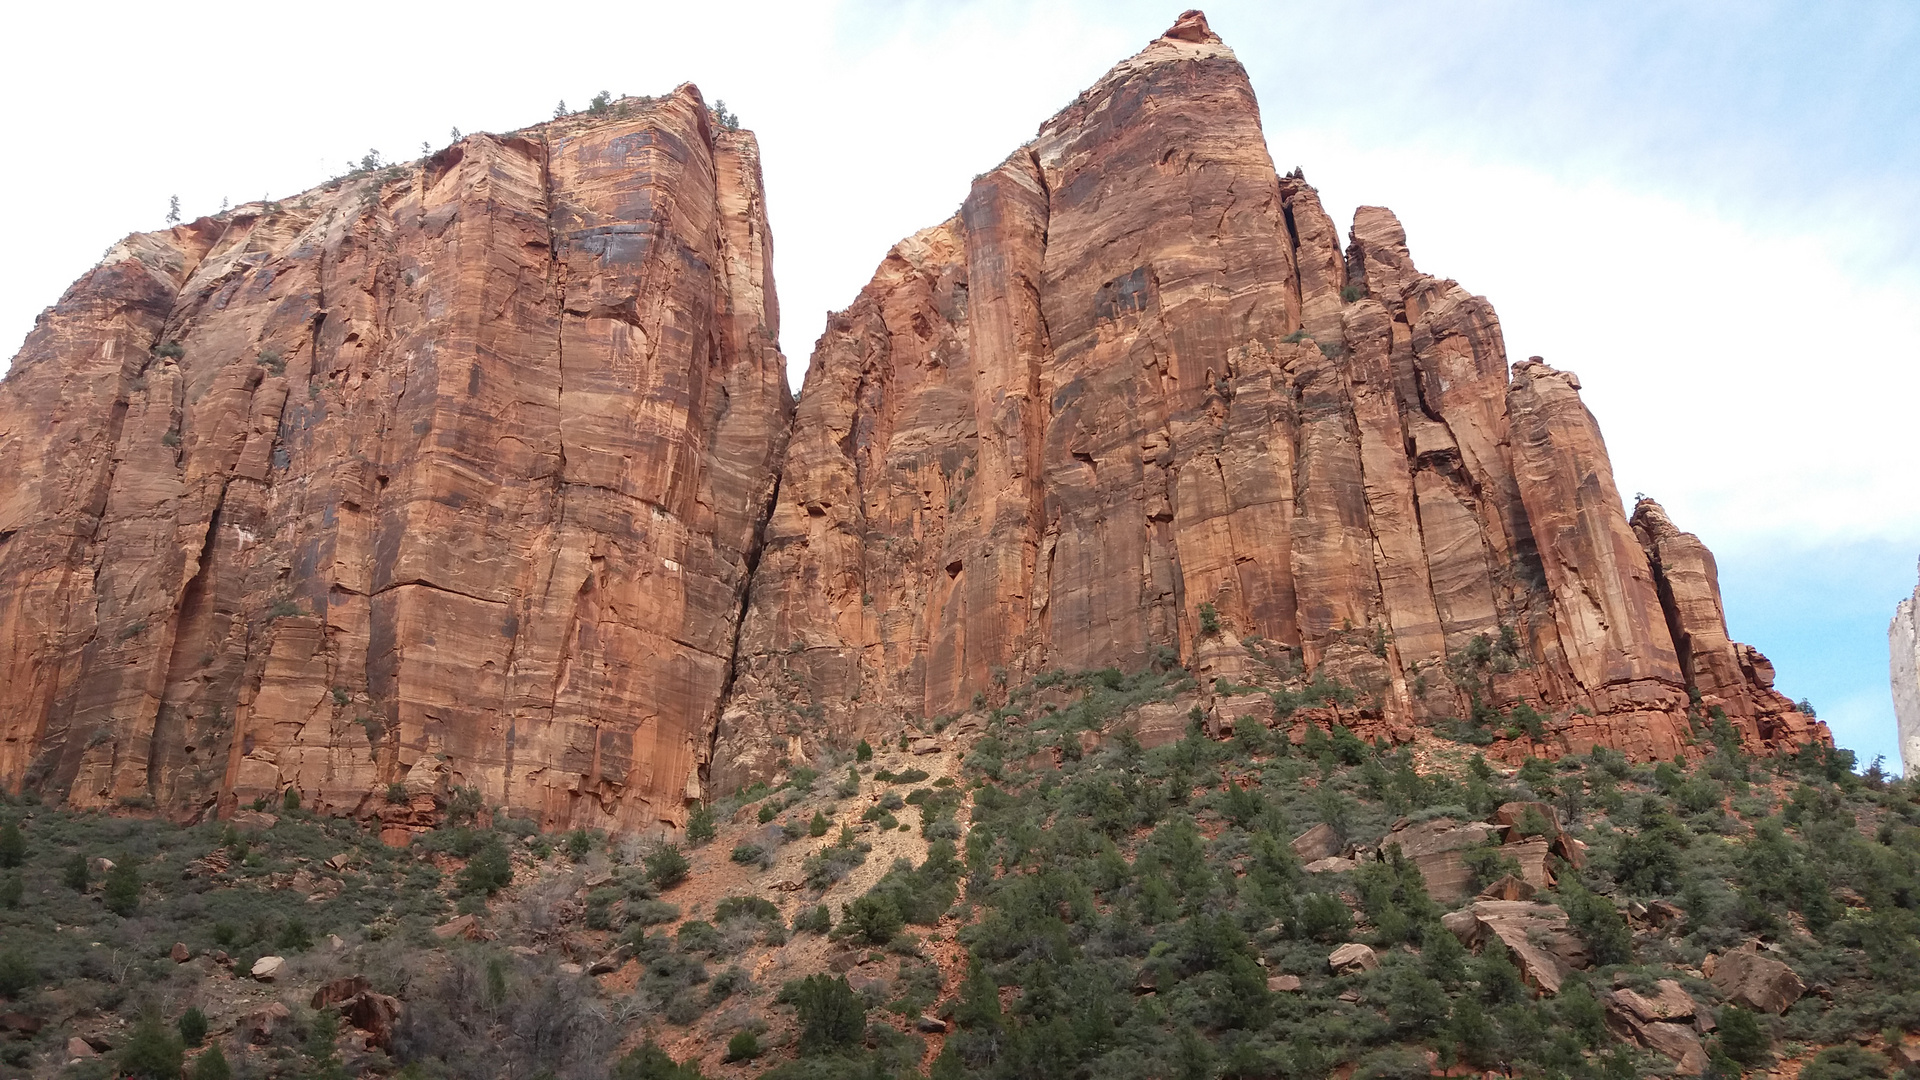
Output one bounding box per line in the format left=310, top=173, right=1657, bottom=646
left=0, top=88, right=791, bottom=832
left=714, top=10, right=1827, bottom=785
left=1891, top=565, right=1920, bottom=776
left=0, top=10, right=1829, bottom=821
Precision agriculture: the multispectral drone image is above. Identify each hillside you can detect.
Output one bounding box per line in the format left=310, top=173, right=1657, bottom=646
left=0, top=666, right=1914, bottom=1079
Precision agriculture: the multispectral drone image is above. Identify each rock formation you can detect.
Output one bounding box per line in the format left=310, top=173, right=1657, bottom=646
left=1893, top=562, right=1920, bottom=776
left=0, top=87, right=791, bottom=832
left=711, top=10, right=1825, bottom=786
left=0, top=11, right=1828, bottom=822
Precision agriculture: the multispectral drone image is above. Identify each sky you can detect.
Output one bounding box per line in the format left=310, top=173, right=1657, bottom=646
left=2, top=0, right=1915, bottom=766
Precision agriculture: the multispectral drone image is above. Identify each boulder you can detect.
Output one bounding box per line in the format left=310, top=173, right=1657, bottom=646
left=586, top=945, right=632, bottom=976
left=1477, top=874, right=1535, bottom=901
left=1707, top=949, right=1804, bottom=1014
left=312, top=976, right=371, bottom=1009
left=342, top=991, right=402, bottom=1050
left=1266, top=974, right=1302, bottom=992
left=170, top=942, right=191, bottom=963
left=242, top=1002, right=292, bottom=1044
left=909, top=737, right=942, bottom=756
left=1303, top=856, right=1356, bottom=874
left=66, top=1036, right=97, bottom=1059
left=325, top=853, right=352, bottom=871
left=1441, top=901, right=1588, bottom=995
left=431, top=914, right=479, bottom=940
left=1209, top=693, right=1274, bottom=738
left=1124, top=701, right=1195, bottom=750
left=229, top=810, right=279, bottom=831
left=1290, top=823, right=1342, bottom=863
left=0, top=1012, right=42, bottom=1037
left=1608, top=979, right=1696, bottom=1024
left=1328, top=943, right=1378, bottom=975
left=250, top=955, right=285, bottom=981
left=1492, top=801, right=1560, bottom=838
left=1380, top=817, right=1502, bottom=902
left=916, top=1014, right=949, bottom=1034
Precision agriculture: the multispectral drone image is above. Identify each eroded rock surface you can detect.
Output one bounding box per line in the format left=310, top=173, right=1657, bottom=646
left=713, top=11, right=1826, bottom=788
left=0, top=89, right=791, bottom=832
left=0, top=10, right=1829, bottom=821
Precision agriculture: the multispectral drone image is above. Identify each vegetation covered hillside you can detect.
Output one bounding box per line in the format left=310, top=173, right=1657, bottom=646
left=2, top=664, right=1919, bottom=1080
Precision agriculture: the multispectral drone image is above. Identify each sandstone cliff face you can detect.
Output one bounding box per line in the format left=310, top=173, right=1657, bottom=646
left=713, top=10, right=1826, bottom=785
left=0, top=12, right=1828, bottom=823
left=0, top=88, right=791, bottom=833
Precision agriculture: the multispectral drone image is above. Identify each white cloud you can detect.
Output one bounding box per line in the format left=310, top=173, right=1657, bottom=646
left=1275, top=130, right=1920, bottom=549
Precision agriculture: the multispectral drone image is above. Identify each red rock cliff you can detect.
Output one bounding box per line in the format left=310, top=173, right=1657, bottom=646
left=0, top=13, right=1827, bottom=821
left=0, top=87, right=792, bottom=832
left=712, top=11, right=1824, bottom=786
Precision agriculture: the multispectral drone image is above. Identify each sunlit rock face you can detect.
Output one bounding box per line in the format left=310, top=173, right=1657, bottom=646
left=0, top=11, right=1828, bottom=824
left=712, top=10, right=1826, bottom=788
left=0, top=88, right=791, bottom=833
left=1892, top=566, right=1920, bottom=776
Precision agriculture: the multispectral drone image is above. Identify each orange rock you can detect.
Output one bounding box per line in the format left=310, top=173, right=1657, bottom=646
left=0, top=12, right=1831, bottom=818
left=0, top=90, right=790, bottom=830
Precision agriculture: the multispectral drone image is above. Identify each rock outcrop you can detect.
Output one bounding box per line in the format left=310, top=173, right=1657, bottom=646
left=1892, top=562, right=1920, bottom=776
left=711, top=10, right=1827, bottom=786
left=0, top=11, right=1829, bottom=821
left=0, top=88, right=791, bottom=832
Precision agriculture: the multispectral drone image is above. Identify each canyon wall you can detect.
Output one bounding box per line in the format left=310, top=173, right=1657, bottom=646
left=712, top=11, right=1825, bottom=787
left=0, top=88, right=791, bottom=833
left=0, top=11, right=1828, bottom=823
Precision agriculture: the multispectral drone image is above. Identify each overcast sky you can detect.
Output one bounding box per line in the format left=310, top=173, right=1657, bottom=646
left=4, top=0, right=1916, bottom=765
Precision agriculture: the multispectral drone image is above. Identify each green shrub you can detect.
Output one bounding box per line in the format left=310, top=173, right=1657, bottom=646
left=730, top=842, right=766, bottom=865
left=856, top=740, right=873, bottom=762
left=686, top=804, right=716, bottom=846
left=1198, top=602, right=1220, bottom=634
left=176, top=1007, right=208, bottom=1047
left=809, top=811, right=830, bottom=837
left=0, top=874, right=19, bottom=909
left=190, top=1043, right=230, bottom=1080
left=565, top=829, right=592, bottom=858
left=644, top=845, right=690, bottom=890
left=613, top=1040, right=707, bottom=1080
left=104, top=858, right=141, bottom=915
left=793, top=904, right=832, bottom=935
left=1799, top=1045, right=1889, bottom=1080
left=282, top=788, right=301, bottom=812
left=0, top=820, right=22, bottom=868
left=715, top=895, right=781, bottom=924
left=1714, top=1005, right=1769, bottom=1066
left=456, top=834, right=513, bottom=896
left=781, top=974, right=865, bottom=1055
left=275, top=917, right=313, bottom=952
left=63, top=851, right=90, bottom=890
left=840, top=893, right=903, bottom=946
left=118, top=1013, right=184, bottom=1080
left=0, top=950, right=33, bottom=997
left=1560, top=877, right=1632, bottom=965
left=724, top=1030, right=761, bottom=1062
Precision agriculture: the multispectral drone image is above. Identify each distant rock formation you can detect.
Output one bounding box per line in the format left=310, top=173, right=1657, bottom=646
left=0, top=10, right=1829, bottom=827
left=1892, top=563, right=1920, bottom=775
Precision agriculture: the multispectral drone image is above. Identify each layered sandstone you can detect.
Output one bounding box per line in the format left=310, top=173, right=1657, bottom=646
left=0, top=11, right=1828, bottom=822
left=0, top=88, right=791, bottom=832
left=713, top=10, right=1825, bottom=785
